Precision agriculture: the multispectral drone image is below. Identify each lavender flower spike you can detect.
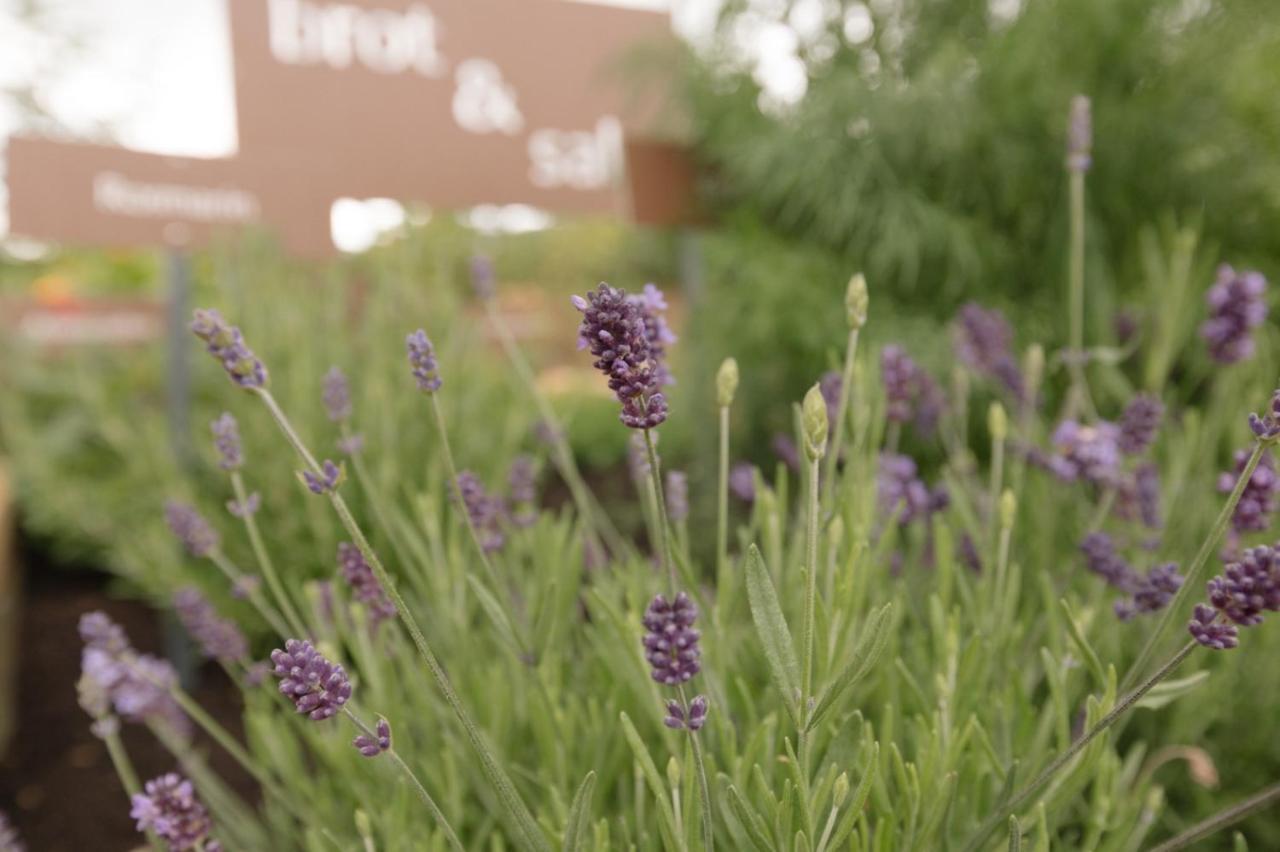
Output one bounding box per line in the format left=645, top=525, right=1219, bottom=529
left=1118, top=393, right=1163, bottom=456
left=471, top=254, right=496, bottom=299
left=573, top=283, right=668, bottom=429
left=1200, top=265, right=1267, bottom=365
left=1066, top=94, right=1092, bottom=173
left=454, top=471, right=507, bottom=553
left=642, top=592, right=701, bottom=686
left=165, top=501, right=220, bottom=558
left=406, top=329, right=443, bottom=393
left=1249, top=390, right=1280, bottom=442
left=338, top=543, right=396, bottom=625
left=0, top=810, right=25, bottom=852
left=354, top=718, right=393, bottom=757
left=323, top=366, right=353, bottom=422
left=173, top=588, right=248, bottom=663
left=270, top=639, right=352, bottom=720
left=190, top=308, right=267, bottom=389
left=130, top=773, right=221, bottom=851
left=211, top=413, right=243, bottom=471
left=1218, top=449, right=1278, bottom=533
left=1189, top=604, right=1238, bottom=650
left=663, top=695, right=709, bottom=731
left=302, top=460, right=343, bottom=495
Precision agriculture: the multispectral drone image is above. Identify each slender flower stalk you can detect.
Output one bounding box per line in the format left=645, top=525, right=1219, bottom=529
left=715, top=358, right=737, bottom=586
left=230, top=471, right=308, bottom=638
left=799, top=384, right=828, bottom=788
left=823, top=273, right=867, bottom=510
left=1064, top=95, right=1095, bottom=420
left=1148, top=780, right=1280, bottom=851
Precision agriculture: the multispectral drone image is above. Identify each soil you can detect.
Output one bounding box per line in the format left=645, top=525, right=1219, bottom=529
left=0, top=539, right=256, bottom=852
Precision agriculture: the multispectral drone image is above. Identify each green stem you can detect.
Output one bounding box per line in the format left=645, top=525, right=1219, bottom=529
left=208, top=550, right=290, bottom=639
left=823, top=328, right=860, bottom=512
left=1065, top=169, right=1094, bottom=420
left=963, top=641, right=1197, bottom=852
left=988, top=433, right=1004, bottom=551
left=343, top=708, right=465, bottom=852
left=799, top=456, right=821, bottom=786
left=102, top=722, right=164, bottom=851
left=716, top=405, right=730, bottom=584
left=483, top=301, right=627, bottom=556
left=231, top=471, right=308, bottom=638
left=1122, top=441, right=1264, bottom=693
left=1148, top=779, right=1280, bottom=852
left=253, top=388, right=549, bottom=852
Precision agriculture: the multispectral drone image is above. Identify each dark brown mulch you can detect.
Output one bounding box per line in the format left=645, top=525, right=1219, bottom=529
left=0, top=545, right=255, bottom=852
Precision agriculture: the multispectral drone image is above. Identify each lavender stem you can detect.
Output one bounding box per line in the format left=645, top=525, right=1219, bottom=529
left=716, top=405, right=731, bottom=588
left=230, top=471, right=308, bottom=638
left=102, top=725, right=165, bottom=851
left=207, top=550, right=290, bottom=638
left=822, top=328, right=861, bottom=512
left=1148, top=779, right=1280, bottom=851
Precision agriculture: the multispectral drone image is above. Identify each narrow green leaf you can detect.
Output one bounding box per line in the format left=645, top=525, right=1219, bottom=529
left=562, top=771, right=596, bottom=852
left=1007, top=816, right=1021, bottom=852
left=808, top=603, right=892, bottom=731
left=1059, top=599, right=1105, bottom=688
left=1134, top=670, right=1210, bottom=711
left=619, top=713, right=679, bottom=848
left=745, top=544, right=801, bottom=723
left=725, top=783, right=775, bottom=852
left=467, top=575, right=524, bottom=656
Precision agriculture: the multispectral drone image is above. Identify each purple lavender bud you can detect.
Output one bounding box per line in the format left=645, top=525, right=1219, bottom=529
left=354, top=718, right=393, bottom=757
left=1189, top=604, right=1238, bottom=650
left=453, top=471, right=507, bottom=553
left=729, top=463, right=756, bottom=503
left=642, top=592, right=701, bottom=686
left=302, top=460, right=343, bottom=495
left=666, top=470, right=688, bottom=523
left=573, top=283, right=668, bottom=429
left=210, top=413, right=243, bottom=471
left=1118, top=394, right=1163, bottom=456
left=1125, top=563, right=1184, bottom=618
left=1206, top=544, right=1280, bottom=626
left=270, top=639, right=352, bottom=721
left=1200, top=265, right=1267, bottom=364
left=1066, top=95, right=1092, bottom=173
left=190, top=308, right=267, bottom=390
left=1049, top=421, right=1122, bottom=486
left=470, top=254, right=496, bottom=299
left=336, top=433, right=365, bottom=456
left=913, top=371, right=946, bottom=438
left=662, top=699, right=686, bottom=729
left=130, top=773, right=220, bottom=851
left=1218, top=449, right=1278, bottom=533
left=959, top=533, right=982, bottom=573
left=771, top=434, right=800, bottom=473
left=876, top=453, right=946, bottom=526
left=1135, top=462, right=1162, bottom=530
left=79, top=613, right=188, bottom=734
left=1248, top=390, right=1280, bottom=441
left=173, top=588, right=248, bottom=663
left=165, top=501, right=220, bottom=558
left=880, top=345, right=918, bottom=425
left=226, top=492, right=262, bottom=518
left=406, top=329, right=443, bottom=393
left=338, top=543, right=396, bottom=625
left=1113, top=309, right=1139, bottom=346
left=231, top=575, right=260, bottom=600
left=952, top=303, right=1025, bottom=401
left=0, top=810, right=24, bottom=852
left=686, top=695, right=709, bottom=731
left=323, top=366, right=353, bottom=422
left=1080, top=532, right=1140, bottom=592
left=630, top=283, right=677, bottom=388
left=79, top=611, right=129, bottom=654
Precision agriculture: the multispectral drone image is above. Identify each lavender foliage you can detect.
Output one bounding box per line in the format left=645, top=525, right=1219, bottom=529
left=270, top=639, right=352, bottom=721
left=572, top=283, right=668, bottom=429
left=190, top=308, right=267, bottom=389
left=1200, top=265, right=1267, bottom=364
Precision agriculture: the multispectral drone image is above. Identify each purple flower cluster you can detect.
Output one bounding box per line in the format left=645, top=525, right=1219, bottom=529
left=1118, top=394, right=1163, bottom=456
left=190, top=308, right=267, bottom=389
left=78, top=612, right=188, bottom=734
left=1190, top=543, right=1280, bottom=650
left=952, top=303, right=1025, bottom=401
left=880, top=345, right=944, bottom=436
left=406, top=329, right=443, bottom=393
left=1115, top=462, right=1162, bottom=530
left=1066, top=95, right=1092, bottom=173
left=666, top=471, right=688, bottom=523
left=354, top=718, right=393, bottom=757
left=1080, top=534, right=1183, bottom=620
left=270, top=639, right=352, bottom=720
left=1048, top=421, right=1121, bottom=486
left=211, top=413, right=243, bottom=471
left=338, top=543, right=396, bottom=625
left=631, top=283, right=677, bottom=389
left=572, top=283, right=668, bottom=429
left=130, top=773, right=220, bottom=851
left=454, top=471, right=506, bottom=553
left=1249, top=391, right=1280, bottom=441
left=323, top=366, right=353, bottom=422
left=173, top=588, right=248, bottom=663
left=470, top=254, right=496, bottom=299
left=876, top=453, right=948, bottom=526
left=1200, top=265, right=1267, bottom=365
left=303, top=460, right=343, bottom=495
left=165, top=501, right=220, bottom=558
left=227, top=491, right=262, bottom=518
left=1080, top=532, right=1137, bottom=591
left=642, top=592, right=708, bottom=731
left=729, top=463, right=756, bottom=503
left=1218, top=449, right=1278, bottom=533
left=0, top=810, right=24, bottom=852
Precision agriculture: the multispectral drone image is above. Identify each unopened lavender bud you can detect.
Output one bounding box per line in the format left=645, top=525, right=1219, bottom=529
left=686, top=695, right=709, bottom=731
left=1066, top=94, right=1092, bottom=173
left=1025, top=344, right=1044, bottom=391
left=833, top=772, right=850, bottom=808
left=642, top=592, right=701, bottom=686
left=301, top=460, right=343, bottom=495
left=846, top=273, right=868, bottom=329
left=270, top=639, right=352, bottom=720
left=211, top=413, right=243, bottom=471
left=802, top=384, right=829, bottom=462
left=406, top=329, right=443, bottom=393
left=716, top=357, right=739, bottom=408
left=190, top=308, right=268, bottom=390
left=666, top=756, right=681, bottom=787
left=323, top=366, right=353, bottom=422
left=999, top=489, right=1016, bottom=529
left=988, top=402, right=1007, bottom=443
left=353, top=718, right=392, bottom=757
left=355, top=810, right=373, bottom=840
